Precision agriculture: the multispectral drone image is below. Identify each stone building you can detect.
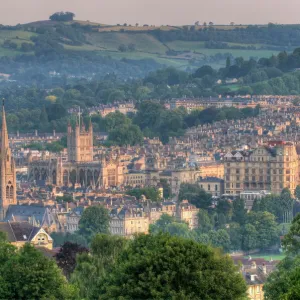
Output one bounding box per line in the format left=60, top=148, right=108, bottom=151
left=224, top=141, right=299, bottom=195
left=110, top=206, right=149, bottom=237
left=198, top=176, right=224, bottom=197
left=0, top=103, right=17, bottom=220
left=67, top=119, right=93, bottom=162
left=0, top=221, right=53, bottom=250
left=28, top=118, right=124, bottom=189
left=177, top=200, right=199, bottom=229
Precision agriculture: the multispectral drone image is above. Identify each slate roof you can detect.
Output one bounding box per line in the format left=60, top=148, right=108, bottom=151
left=5, top=205, right=56, bottom=227
left=0, top=221, right=40, bottom=242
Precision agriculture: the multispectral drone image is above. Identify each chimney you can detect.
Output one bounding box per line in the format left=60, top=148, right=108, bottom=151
left=262, top=263, right=267, bottom=275
left=251, top=261, right=257, bottom=270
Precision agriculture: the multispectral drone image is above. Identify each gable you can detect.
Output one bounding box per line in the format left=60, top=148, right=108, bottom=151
left=30, top=228, right=52, bottom=242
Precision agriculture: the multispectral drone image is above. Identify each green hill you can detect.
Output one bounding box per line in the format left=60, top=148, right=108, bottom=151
left=1, top=21, right=300, bottom=67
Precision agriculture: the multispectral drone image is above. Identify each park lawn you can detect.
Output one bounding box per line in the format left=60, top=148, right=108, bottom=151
left=243, top=253, right=285, bottom=261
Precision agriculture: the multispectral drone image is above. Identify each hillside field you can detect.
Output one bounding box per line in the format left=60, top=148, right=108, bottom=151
left=0, top=23, right=287, bottom=66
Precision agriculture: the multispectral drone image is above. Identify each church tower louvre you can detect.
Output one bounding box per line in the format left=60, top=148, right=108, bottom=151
left=0, top=101, right=17, bottom=220
left=67, top=115, right=93, bottom=162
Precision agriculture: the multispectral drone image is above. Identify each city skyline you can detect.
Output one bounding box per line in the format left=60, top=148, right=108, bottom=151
left=2, top=0, right=300, bottom=26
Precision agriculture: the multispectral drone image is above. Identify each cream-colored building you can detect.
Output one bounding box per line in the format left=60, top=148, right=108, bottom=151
left=0, top=104, right=17, bottom=220
left=178, top=200, right=199, bottom=229
left=224, top=141, right=299, bottom=195
left=29, top=119, right=124, bottom=189
left=67, top=119, right=93, bottom=162
left=198, top=176, right=224, bottom=197
left=0, top=221, right=53, bottom=250
left=110, top=207, right=149, bottom=237
left=124, top=172, right=146, bottom=187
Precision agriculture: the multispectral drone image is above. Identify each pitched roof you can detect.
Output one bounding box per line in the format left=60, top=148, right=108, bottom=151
left=0, top=221, right=40, bottom=242
left=5, top=205, right=56, bottom=227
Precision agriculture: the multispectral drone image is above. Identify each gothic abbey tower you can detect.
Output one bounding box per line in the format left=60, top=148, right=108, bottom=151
left=67, top=118, right=93, bottom=162
left=0, top=102, right=17, bottom=220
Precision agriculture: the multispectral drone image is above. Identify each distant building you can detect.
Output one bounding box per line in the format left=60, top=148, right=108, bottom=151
left=178, top=200, right=199, bottom=229
left=232, top=256, right=279, bottom=300
left=240, top=190, right=272, bottom=211
left=198, top=176, right=224, bottom=197
left=5, top=205, right=59, bottom=233
left=0, top=221, right=53, bottom=250
left=224, top=141, right=299, bottom=195
left=0, top=102, right=17, bottom=220
left=110, top=206, right=149, bottom=237
left=28, top=117, right=124, bottom=189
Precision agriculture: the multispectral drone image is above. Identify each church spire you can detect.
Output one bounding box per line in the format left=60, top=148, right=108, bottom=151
left=1, top=99, right=9, bottom=153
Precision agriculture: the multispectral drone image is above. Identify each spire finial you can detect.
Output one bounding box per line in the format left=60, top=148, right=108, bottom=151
left=2, top=98, right=4, bottom=108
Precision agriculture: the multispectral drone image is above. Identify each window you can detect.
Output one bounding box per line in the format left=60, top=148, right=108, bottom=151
left=215, top=185, right=218, bottom=191
left=208, top=184, right=211, bottom=191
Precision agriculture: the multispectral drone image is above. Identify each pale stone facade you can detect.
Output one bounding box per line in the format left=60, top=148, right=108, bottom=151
left=0, top=104, right=17, bottom=220
left=178, top=200, right=199, bottom=229
left=29, top=119, right=124, bottom=189
left=110, top=208, right=149, bottom=237
left=67, top=119, right=93, bottom=162
left=198, top=177, right=224, bottom=197
left=224, top=141, right=299, bottom=195
left=0, top=222, right=53, bottom=250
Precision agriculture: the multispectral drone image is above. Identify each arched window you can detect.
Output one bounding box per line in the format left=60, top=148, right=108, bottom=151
left=6, top=186, right=9, bottom=198
left=9, top=186, right=13, bottom=199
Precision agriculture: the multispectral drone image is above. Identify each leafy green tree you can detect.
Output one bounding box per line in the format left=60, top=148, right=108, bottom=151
left=241, top=224, right=258, bottom=251
left=197, top=210, right=214, bottom=234
left=232, top=198, right=247, bottom=225
left=127, top=187, right=161, bottom=202
left=228, top=223, right=242, bottom=250
left=208, top=229, right=231, bottom=252
left=71, top=234, right=128, bottom=299
left=216, top=200, right=233, bottom=221
left=159, top=178, right=172, bottom=199
left=264, top=255, right=300, bottom=300
left=282, top=214, right=300, bottom=254
left=100, top=234, right=247, bottom=299
left=51, top=232, right=88, bottom=248
left=0, top=243, right=77, bottom=299
left=78, top=206, right=110, bottom=241
left=295, top=185, right=300, bottom=199
left=108, top=124, right=143, bottom=146
left=246, top=212, right=279, bottom=250
left=104, top=111, right=131, bottom=131
left=179, top=183, right=212, bottom=209
left=149, top=214, right=175, bottom=234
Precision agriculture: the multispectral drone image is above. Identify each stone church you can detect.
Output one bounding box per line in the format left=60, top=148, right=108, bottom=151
left=28, top=117, right=124, bottom=189
left=0, top=102, right=17, bottom=220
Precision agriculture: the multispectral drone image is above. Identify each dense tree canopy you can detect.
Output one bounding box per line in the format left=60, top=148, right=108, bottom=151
left=100, top=234, right=247, bottom=299
left=0, top=242, right=77, bottom=299
left=78, top=206, right=110, bottom=241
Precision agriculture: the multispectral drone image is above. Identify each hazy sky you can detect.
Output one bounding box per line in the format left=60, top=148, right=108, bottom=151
left=2, top=0, right=300, bottom=26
